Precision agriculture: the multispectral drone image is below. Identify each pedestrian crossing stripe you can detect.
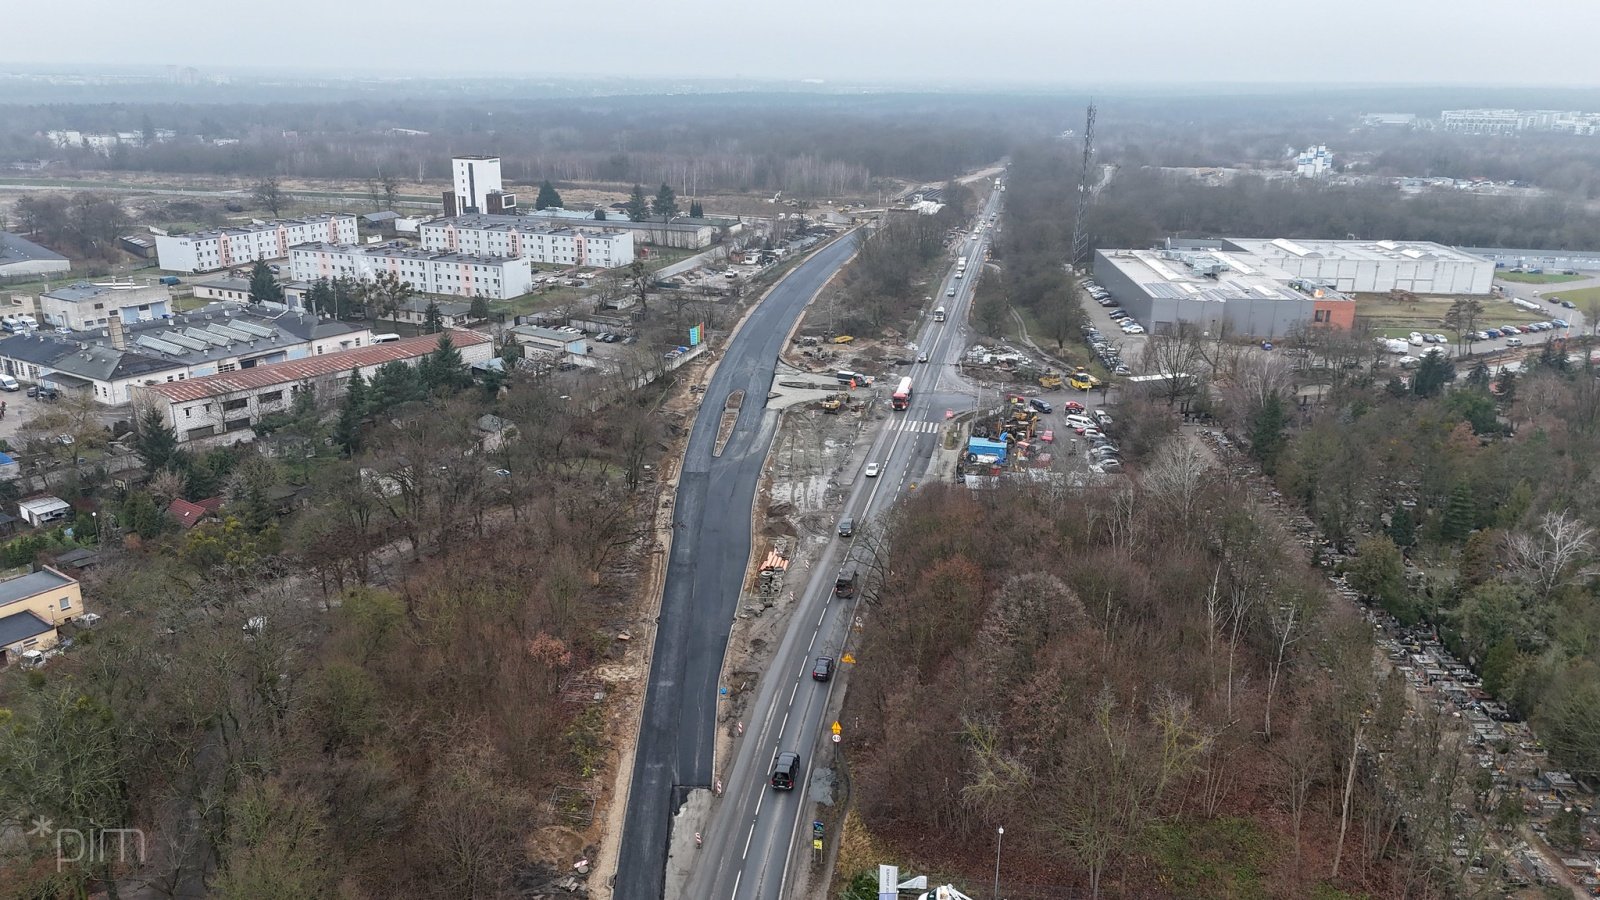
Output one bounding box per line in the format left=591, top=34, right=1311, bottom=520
left=893, top=420, right=941, bottom=434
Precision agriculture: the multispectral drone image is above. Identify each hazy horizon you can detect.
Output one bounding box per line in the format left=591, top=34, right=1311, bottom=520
left=7, top=0, right=1600, bottom=88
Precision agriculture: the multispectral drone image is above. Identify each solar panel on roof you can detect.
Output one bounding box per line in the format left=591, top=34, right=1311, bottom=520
left=160, top=332, right=210, bottom=351
left=182, top=328, right=231, bottom=346
left=136, top=335, right=186, bottom=356
left=230, top=321, right=276, bottom=338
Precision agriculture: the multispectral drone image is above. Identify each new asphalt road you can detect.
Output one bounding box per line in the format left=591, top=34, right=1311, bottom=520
left=684, top=184, right=1005, bottom=900
left=614, top=232, right=860, bottom=899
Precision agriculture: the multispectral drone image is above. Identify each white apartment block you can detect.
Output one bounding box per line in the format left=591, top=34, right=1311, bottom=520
left=289, top=242, right=534, bottom=300
left=155, top=214, right=358, bottom=273
left=417, top=215, right=635, bottom=269
left=444, top=156, right=515, bottom=215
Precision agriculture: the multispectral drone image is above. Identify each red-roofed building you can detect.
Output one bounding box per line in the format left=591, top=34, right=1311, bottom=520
left=167, top=497, right=220, bottom=529
left=132, top=329, right=494, bottom=445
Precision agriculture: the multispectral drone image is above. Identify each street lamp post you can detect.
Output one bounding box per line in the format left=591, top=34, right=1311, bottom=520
left=993, top=826, right=1004, bottom=899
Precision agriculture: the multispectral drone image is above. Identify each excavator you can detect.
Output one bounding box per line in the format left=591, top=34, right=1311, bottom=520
left=820, top=391, right=848, bottom=413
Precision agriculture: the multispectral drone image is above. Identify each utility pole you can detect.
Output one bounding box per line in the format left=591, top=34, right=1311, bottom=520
left=1069, top=102, right=1097, bottom=273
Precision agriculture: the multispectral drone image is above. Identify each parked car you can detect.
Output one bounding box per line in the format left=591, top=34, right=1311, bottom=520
left=1561, top=300, right=1576, bottom=309
left=1552, top=318, right=1570, bottom=328
left=1506, top=337, right=1524, bottom=347
left=1094, top=410, right=1114, bottom=426
left=1113, top=364, right=1132, bottom=375
left=1064, top=414, right=1096, bottom=431
left=1028, top=398, right=1053, bottom=414
left=1121, top=324, right=1145, bottom=334
left=1408, top=332, right=1424, bottom=345
left=811, top=657, right=834, bottom=682
left=1095, top=458, right=1124, bottom=474
left=0, top=375, right=18, bottom=392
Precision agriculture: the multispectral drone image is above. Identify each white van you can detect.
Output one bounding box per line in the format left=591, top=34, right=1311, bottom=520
left=372, top=333, right=401, bottom=344
left=0, top=375, right=18, bottom=392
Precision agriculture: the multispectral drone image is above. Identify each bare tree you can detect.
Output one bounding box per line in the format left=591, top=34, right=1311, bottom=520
left=252, top=175, right=287, bottom=217
left=1504, top=510, right=1599, bottom=600
left=1142, top=439, right=1210, bottom=530
left=1138, top=326, right=1207, bottom=407
left=1262, top=599, right=1300, bottom=740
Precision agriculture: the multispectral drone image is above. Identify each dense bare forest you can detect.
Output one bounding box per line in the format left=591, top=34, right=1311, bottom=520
left=0, top=358, right=670, bottom=898
left=841, top=471, right=1458, bottom=898
left=0, top=94, right=1028, bottom=195
left=1088, top=167, right=1600, bottom=251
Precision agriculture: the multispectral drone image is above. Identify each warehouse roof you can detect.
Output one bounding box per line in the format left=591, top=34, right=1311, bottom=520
left=137, top=329, right=490, bottom=403
left=1222, top=237, right=1490, bottom=266
left=0, top=231, right=68, bottom=266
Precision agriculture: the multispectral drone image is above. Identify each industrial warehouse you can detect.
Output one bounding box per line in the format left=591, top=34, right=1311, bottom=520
left=1091, top=238, right=1495, bottom=337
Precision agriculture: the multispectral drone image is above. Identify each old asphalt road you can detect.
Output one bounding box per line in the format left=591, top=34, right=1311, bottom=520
left=614, top=233, right=860, bottom=900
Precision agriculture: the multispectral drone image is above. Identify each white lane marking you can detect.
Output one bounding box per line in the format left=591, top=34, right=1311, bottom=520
left=789, top=681, right=799, bottom=704
left=731, top=871, right=742, bottom=899
left=806, top=630, right=816, bottom=651
left=743, top=822, right=757, bottom=858
left=780, top=711, right=790, bottom=734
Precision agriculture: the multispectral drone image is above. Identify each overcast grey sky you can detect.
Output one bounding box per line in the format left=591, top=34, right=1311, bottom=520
left=6, top=0, right=1600, bottom=86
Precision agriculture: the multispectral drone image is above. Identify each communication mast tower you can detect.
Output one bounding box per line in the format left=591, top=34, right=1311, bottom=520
left=1069, top=102, right=1097, bottom=273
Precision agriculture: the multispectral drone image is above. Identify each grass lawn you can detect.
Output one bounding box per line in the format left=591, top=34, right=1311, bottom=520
left=1496, top=271, right=1585, bottom=285
left=1546, top=285, right=1600, bottom=308
left=489, top=284, right=591, bottom=318
left=1355, top=294, right=1554, bottom=340
left=641, top=246, right=697, bottom=271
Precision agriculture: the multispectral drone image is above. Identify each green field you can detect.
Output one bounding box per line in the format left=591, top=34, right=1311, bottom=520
left=1496, top=271, right=1585, bottom=285
left=1355, top=294, right=1555, bottom=340
left=1545, top=285, right=1600, bottom=308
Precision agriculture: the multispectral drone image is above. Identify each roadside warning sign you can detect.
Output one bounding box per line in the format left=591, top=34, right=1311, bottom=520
left=831, top=721, right=842, bottom=736
left=841, top=653, right=856, bottom=664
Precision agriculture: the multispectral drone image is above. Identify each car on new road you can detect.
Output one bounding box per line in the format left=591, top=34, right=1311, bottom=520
left=864, top=462, right=881, bottom=478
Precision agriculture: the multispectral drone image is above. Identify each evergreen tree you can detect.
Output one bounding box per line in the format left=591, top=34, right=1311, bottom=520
left=1465, top=360, right=1491, bottom=389
left=421, top=333, right=467, bottom=392
left=1385, top=376, right=1409, bottom=398
left=247, top=259, right=283, bottom=305
left=535, top=180, right=564, bottom=210
left=121, top=490, right=166, bottom=539
left=594, top=209, right=608, bottom=221
left=369, top=361, right=421, bottom=412
left=306, top=278, right=334, bottom=316
left=1411, top=350, right=1456, bottom=398
left=689, top=200, right=703, bottom=218
left=1387, top=504, right=1417, bottom=548
left=623, top=184, right=650, bottom=222
left=1248, top=393, right=1288, bottom=471
left=1442, top=482, right=1477, bottom=542
left=500, top=340, right=524, bottom=363
left=652, top=183, right=680, bottom=219
left=422, top=300, right=444, bottom=334
left=469, top=296, right=491, bottom=321
left=1494, top=368, right=1517, bottom=404
left=333, top=370, right=367, bottom=456
left=135, top=407, right=179, bottom=473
